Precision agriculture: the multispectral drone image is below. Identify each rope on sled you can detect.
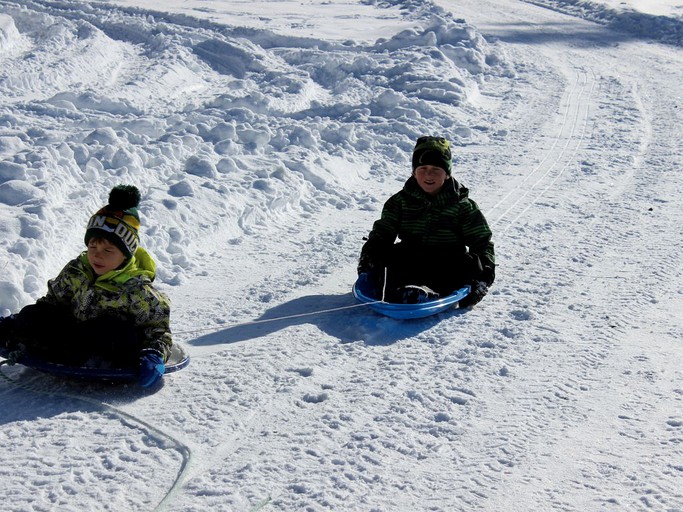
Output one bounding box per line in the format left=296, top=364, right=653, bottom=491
left=0, top=360, right=192, bottom=512
left=175, top=270, right=392, bottom=338
left=173, top=300, right=381, bottom=337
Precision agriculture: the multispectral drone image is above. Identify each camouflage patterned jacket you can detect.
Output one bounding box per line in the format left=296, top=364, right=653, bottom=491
left=359, top=176, right=495, bottom=283
left=37, top=247, right=172, bottom=360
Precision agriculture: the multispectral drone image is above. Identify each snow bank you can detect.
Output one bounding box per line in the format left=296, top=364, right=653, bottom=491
left=0, top=13, right=21, bottom=52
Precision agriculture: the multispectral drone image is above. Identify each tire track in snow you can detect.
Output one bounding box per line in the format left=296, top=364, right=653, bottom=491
left=486, top=65, right=595, bottom=233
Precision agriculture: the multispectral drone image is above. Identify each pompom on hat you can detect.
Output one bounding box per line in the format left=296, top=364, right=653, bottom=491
left=412, top=136, right=452, bottom=175
left=84, top=185, right=141, bottom=259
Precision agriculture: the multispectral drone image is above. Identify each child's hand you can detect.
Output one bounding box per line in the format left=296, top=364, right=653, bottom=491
left=458, top=281, right=489, bottom=309
left=138, top=349, right=165, bottom=388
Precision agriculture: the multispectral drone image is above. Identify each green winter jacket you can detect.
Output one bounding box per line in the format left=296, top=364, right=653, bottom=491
left=37, top=247, right=172, bottom=360
left=360, top=176, right=495, bottom=281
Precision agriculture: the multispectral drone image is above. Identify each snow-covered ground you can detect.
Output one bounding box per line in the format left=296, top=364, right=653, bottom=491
left=0, top=0, right=681, bottom=510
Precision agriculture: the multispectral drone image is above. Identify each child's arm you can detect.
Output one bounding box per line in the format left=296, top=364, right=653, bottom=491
left=132, top=285, right=173, bottom=361
left=36, top=259, right=82, bottom=307
left=460, top=199, right=495, bottom=284
left=358, top=195, right=401, bottom=273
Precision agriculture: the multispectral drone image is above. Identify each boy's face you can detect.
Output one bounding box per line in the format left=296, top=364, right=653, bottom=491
left=87, top=238, right=126, bottom=275
left=414, top=165, right=448, bottom=195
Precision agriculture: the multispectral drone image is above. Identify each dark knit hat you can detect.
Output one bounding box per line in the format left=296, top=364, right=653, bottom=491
left=84, top=185, right=141, bottom=259
left=412, top=136, right=452, bottom=175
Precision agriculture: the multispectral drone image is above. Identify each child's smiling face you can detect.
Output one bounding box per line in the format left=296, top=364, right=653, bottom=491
left=414, top=165, right=448, bottom=195
left=87, top=237, right=126, bottom=275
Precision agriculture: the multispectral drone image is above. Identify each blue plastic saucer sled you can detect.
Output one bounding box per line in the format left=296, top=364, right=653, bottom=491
left=0, top=342, right=190, bottom=382
left=352, top=274, right=470, bottom=320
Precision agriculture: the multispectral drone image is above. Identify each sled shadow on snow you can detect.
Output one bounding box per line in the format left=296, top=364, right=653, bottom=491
left=190, top=292, right=464, bottom=347
left=0, top=364, right=159, bottom=427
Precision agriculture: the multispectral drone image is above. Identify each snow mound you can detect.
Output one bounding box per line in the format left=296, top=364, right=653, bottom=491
left=0, top=13, right=21, bottom=51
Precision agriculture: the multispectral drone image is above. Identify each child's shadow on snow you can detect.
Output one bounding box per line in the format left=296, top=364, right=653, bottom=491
left=190, top=292, right=460, bottom=347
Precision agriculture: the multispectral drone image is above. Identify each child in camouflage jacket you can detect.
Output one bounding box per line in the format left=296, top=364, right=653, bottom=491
left=0, top=185, right=171, bottom=387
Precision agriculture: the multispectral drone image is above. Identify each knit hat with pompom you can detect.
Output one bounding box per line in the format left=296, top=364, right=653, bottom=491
left=84, top=185, right=141, bottom=259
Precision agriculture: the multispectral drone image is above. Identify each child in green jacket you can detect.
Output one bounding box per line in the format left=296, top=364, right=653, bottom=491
left=358, top=136, right=495, bottom=306
left=0, top=185, right=171, bottom=387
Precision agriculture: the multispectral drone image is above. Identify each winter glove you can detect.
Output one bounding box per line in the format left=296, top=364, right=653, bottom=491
left=357, top=252, right=380, bottom=276
left=458, top=280, right=489, bottom=309
left=0, top=315, right=14, bottom=344
left=0, top=315, right=18, bottom=352
left=138, top=348, right=165, bottom=388
left=357, top=237, right=389, bottom=276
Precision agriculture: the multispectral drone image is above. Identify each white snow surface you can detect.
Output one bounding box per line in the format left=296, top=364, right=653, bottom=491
left=0, top=0, right=682, bottom=510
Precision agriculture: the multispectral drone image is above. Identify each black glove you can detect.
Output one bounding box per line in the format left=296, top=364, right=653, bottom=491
left=0, top=315, right=17, bottom=351
left=458, top=280, right=489, bottom=309
left=357, top=252, right=376, bottom=276
left=357, top=237, right=389, bottom=276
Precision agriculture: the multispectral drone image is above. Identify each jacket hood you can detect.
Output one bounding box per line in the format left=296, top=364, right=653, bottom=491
left=80, top=247, right=157, bottom=291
